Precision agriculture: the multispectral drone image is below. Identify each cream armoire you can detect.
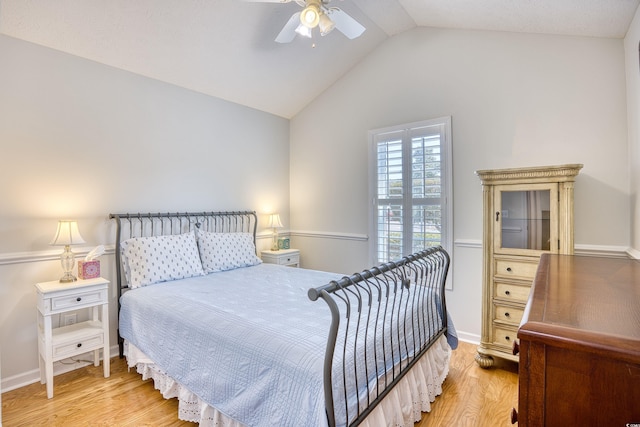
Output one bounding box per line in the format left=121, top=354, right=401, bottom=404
left=475, top=164, right=582, bottom=368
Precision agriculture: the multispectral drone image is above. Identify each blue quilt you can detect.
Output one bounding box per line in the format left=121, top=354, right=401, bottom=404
left=119, top=263, right=453, bottom=427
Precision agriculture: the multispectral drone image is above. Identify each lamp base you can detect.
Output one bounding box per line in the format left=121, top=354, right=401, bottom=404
left=59, top=273, right=78, bottom=283
left=59, top=245, right=78, bottom=283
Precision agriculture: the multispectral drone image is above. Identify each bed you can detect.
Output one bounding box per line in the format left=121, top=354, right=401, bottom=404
left=109, top=211, right=455, bottom=427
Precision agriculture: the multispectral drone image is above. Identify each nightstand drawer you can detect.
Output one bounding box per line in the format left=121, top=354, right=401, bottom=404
left=261, top=249, right=300, bottom=267
left=275, top=253, right=299, bottom=266
left=50, top=289, right=107, bottom=312
left=53, top=334, right=104, bottom=359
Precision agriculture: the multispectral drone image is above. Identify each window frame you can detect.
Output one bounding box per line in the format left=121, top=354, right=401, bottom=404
left=368, top=117, right=453, bottom=280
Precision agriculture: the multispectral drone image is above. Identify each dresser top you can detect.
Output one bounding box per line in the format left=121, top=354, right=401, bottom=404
left=520, top=254, right=640, bottom=360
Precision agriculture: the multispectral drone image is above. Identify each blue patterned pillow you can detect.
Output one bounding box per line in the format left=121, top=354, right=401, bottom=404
left=197, top=232, right=262, bottom=273
left=121, top=231, right=205, bottom=288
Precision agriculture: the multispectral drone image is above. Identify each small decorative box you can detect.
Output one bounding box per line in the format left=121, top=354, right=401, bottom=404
left=78, top=260, right=100, bottom=280
left=278, top=237, right=290, bottom=250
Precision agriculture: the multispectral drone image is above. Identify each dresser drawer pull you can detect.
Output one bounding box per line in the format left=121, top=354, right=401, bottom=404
left=505, top=312, right=510, bottom=317
left=505, top=290, right=511, bottom=296
left=77, top=343, right=82, bottom=348
left=505, top=335, right=511, bottom=341
left=506, top=267, right=512, bottom=272
left=76, top=297, right=82, bottom=302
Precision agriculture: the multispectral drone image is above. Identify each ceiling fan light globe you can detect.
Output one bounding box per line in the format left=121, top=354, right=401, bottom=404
left=300, top=5, right=320, bottom=28
left=319, top=14, right=335, bottom=36
left=295, top=23, right=313, bottom=38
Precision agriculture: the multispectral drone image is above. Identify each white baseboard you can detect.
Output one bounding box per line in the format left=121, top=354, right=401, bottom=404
left=627, top=247, right=640, bottom=259
left=1, top=345, right=120, bottom=394
left=455, top=331, right=480, bottom=345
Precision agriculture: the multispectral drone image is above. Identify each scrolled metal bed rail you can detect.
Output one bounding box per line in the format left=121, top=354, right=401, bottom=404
left=308, top=246, right=450, bottom=427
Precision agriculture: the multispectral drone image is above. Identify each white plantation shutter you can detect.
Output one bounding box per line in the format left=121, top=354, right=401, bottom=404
left=370, top=117, right=452, bottom=264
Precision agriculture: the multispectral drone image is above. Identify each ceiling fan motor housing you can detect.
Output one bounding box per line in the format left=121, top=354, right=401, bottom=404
left=300, top=0, right=322, bottom=28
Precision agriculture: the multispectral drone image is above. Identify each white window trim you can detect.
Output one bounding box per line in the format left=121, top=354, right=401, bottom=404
left=368, top=117, right=453, bottom=288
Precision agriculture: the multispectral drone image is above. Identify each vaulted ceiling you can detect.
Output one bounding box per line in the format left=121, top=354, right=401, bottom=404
left=1, top=0, right=638, bottom=118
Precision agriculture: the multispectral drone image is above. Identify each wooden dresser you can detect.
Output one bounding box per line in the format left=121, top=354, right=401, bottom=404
left=515, top=254, right=640, bottom=426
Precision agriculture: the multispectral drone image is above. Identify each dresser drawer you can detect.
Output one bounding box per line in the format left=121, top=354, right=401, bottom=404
left=494, top=257, right=539, bottom=281
left=495, top=281, right=531, bottom=303
left=493, top=326, right=519, bottom=349
left=494, top=303, right=525, bottom=326
left=50, top=288, right=107, bottom=312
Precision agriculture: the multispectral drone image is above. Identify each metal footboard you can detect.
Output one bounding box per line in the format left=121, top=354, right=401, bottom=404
left=308, top=246, right=450, bottom=427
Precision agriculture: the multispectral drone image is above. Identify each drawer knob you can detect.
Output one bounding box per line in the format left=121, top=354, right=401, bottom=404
left=505, top=290, right=511, bottom=296
left=505, top=312, right=510, bottom=317
left=506, top=267, right=512, bottom=272
left=77, top=343, right=82, bottom=348
left=505, top=335, right=511, bottom=341
left=76, top=297, right=82, bottom=302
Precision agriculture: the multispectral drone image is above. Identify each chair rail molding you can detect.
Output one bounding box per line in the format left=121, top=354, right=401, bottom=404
left=289, top=230, right=368, bottom=241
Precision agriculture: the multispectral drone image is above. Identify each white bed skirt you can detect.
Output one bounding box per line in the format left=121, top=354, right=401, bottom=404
left=124, top=334, right=451, bottom=427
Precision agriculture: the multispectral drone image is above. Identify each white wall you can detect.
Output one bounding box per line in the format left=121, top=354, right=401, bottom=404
left=0, top=35, right=290, bottom=389
left=290, top=27, right=629, bottom=342
left=626, top=7, right=640, bottom=257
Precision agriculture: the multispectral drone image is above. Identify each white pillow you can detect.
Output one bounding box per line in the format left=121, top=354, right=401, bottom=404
left=121, top=231, right=205, bottom=288
left=197, top=232, right=262, bottom=273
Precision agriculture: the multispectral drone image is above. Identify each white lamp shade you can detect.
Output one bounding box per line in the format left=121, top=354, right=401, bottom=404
left=267, top=214, right=284, bottom=229
left=50, top=220, right=86, bottom=246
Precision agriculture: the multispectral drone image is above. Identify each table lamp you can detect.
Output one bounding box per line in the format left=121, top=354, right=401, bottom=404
left=267, top=213, right=284, bottom=251
left=50, top=220, right=86, bottom=283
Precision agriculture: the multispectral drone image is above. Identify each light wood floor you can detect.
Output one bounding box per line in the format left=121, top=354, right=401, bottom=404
left=2, top=341, right=518, bottom=426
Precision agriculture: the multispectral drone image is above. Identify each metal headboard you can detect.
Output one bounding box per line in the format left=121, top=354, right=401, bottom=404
left=108, top=210, right=258, bottom=356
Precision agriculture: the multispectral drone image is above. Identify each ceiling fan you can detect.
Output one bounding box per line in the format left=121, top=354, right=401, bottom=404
left=252, top=0, right=365, bottom=43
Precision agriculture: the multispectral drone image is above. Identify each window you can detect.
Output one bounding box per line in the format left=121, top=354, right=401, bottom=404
left=369, top=117, right=452, bottom=265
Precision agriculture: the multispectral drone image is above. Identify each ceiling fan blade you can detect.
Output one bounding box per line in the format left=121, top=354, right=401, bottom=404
left=275, top=12, right=301, bottom=43
left=327, top=8, right=365, bottom=39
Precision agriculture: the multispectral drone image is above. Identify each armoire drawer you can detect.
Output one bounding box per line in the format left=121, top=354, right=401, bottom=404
left=493, top=303, right=525, bottom=326
left=494, top=257, right=539, bottom=281
left=494, top=281, right=531, bottom=303
left=492, top=326, right=519, bottom=349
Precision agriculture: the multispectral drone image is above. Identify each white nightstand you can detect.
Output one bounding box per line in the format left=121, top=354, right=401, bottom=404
left=35, top=277, right=110, bottom=398
left=261, top=248, right=300, bottom=267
